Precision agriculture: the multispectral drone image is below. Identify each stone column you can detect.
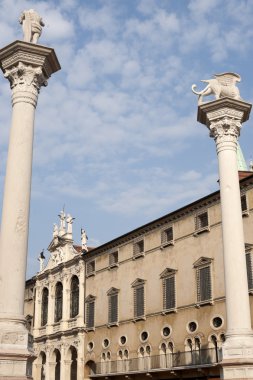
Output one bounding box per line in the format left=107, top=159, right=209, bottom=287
left=0, top=41, right=60, bottom=379
left=77, top=262, right=85, bottom=326
left=197, top=98, right=253, bottom=379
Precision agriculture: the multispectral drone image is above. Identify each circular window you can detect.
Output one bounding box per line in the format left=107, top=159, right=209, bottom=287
left=140, top=331, right=149, bottom=342
left=212, top=316, right=223, bottom=329
left=120, top=335, right=127, bottom=345
left=187, top=321, right=197, bottom=333
left=103, top=338, right=110, bottom=348
left=87, top=341, right=94, bottom=351
left=162, top=326, right=171, bottom=338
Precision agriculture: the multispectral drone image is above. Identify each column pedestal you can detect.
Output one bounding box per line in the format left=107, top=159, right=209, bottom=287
left=198, top=98, right=253, bottom=379
left=0, top=41, right=60, bottom=379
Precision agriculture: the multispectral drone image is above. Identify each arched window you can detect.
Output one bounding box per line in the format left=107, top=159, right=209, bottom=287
left=55, top=282, right=63, bottom=322
left=54, top=349, right=61, bottom=380
left=70, top=346, right=77, bottom=380
left=70, top=276, right=79, bottom=318
left=41, top=288, right=48, bottom=326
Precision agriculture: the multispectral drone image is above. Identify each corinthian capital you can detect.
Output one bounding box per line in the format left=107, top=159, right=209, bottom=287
left=4, top=62, right=47, bottom=107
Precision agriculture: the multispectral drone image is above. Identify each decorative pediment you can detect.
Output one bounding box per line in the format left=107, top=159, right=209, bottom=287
left=193, top=256, right=213, bottom=268
left=245, top=243, right=253, bottom=252
left=131, top=278, right=146, bottom=287
left=160, top=268, right=177, bottom=279
left=85, top=294, right=96, bottom=302
left=107, top=287, right=120, bottom=296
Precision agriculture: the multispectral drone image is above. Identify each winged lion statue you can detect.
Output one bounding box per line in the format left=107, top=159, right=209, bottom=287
left=192, top=73, right=242, bottom=104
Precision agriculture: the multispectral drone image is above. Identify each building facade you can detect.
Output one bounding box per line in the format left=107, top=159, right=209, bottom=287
left=24, top=173, right=253, bottom=380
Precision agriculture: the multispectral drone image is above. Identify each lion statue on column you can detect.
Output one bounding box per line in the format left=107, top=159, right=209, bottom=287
left=192, top=73, right=242, bottom=104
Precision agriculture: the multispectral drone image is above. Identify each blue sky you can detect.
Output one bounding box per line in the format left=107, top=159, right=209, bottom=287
left=1, top=0, right=253, bottom=278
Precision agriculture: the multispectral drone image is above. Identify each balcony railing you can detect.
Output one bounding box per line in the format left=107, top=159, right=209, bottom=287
left=91, top=349, right=221, bottom=376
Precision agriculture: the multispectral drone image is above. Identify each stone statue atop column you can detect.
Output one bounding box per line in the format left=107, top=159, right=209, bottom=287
left=19, top=9, right=45, bottom=44
left=192, top=72, right=242, bottom=105
left=58, top=210, right=66, bottom=236
left=66, top=214, right=75, bottom=235
left=37, top=250, right=45, bottom=272
left=81, top=228, right=88, bottom=252
left=53, top=223, right=58, bottom=238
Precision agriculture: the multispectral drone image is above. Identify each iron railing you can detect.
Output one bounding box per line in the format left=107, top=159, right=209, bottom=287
left=92, top=348, right=221, bottom=375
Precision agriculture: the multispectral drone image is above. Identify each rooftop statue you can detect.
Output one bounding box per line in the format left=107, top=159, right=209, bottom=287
left=19, top=9, right=45, bottom=44
left=192, top=73, right=242, bottom=105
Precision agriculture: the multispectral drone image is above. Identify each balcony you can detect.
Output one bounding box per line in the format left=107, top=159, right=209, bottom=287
left=90, top=349, right=221, bottom=377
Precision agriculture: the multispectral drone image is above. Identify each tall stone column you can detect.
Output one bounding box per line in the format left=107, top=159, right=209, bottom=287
left=197, top=97, right=253, bottom=379
left=0, top=41, right=60, bottom=379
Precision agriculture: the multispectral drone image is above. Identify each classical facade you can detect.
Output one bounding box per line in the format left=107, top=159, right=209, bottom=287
left=24, top=170, right=253, bottom=380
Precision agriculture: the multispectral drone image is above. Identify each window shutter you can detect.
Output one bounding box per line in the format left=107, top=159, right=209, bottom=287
left=86, top=301, right=95, bottom=328
left=199, top=266, right=212, bottom=302
left=133, top=240, right=144, bottom=256
left=135, top=286, right=144, bottom=317
left=195, top=212, right=208, bottom=230
left=241, top=195, right=248, bottom=212
left=246, top=253, right=253, bottom=290
left=109, top=252, right=118, bottom=266
left=109, top=294, right=118, bottom=323
left=164, top=276, right=175, bottom=310
left=161, top=227, right=173, bottom=244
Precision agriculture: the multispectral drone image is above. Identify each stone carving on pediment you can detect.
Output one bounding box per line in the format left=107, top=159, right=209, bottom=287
left=51, top=247, right=64, bottom=266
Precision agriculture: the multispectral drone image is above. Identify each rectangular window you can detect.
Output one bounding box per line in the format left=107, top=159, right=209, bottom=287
left=108, top=293, right=118, bottom=324
left=246, top=252, right=253, bottom=291
left=195, top=211, right=209, bottom=230
left=197, top=266, right=212, bottom=303
left=161, top=226, right=174, bottom=245
left=109, top=251, right=118, bottom=267
left=134, top=286, right=145, bottom=318
left=241, top=194, right=249, bottom=215
left=163, top=276, right=176, bottom=310
left=86, top=301, right=95, bottom=328
left=87, top=260, right=95, bottom=276
left=133, top=240, right=144, bottom=258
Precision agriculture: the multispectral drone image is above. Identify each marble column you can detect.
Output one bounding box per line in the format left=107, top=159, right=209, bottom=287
left=0, top=41, right=60, bottom=379
left=197, top=97, right=253, bottom=379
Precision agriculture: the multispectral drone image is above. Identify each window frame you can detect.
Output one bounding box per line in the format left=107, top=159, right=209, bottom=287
left=132, top=278, right=146, bottom=321
left=41, top=287, right=49, bottom=327
left=194, top=257, right=213, bottom=306
left=194, top=210, right=210, bottom=236
left=70, top=275, right=79, bottom=319
left=161, top=225, right=174, bottom=248
left=241, top=193, right=249, bottom=217
left=133, top=239, right=145, bottom=259
left=86, top=260, right=96, bottom=277
left=107, top=287, right=119, bottom=326
left=85, top=295, right=96, bottom=331
left=54, top=282, right=63, bottom=323
left=108, top=250, right=119, bottom=269
left=245, top=244, right=253, bottom=293
left=160, top=268, right=177, bottom=313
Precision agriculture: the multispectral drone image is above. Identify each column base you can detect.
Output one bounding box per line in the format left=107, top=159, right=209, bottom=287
left=0, top=317, right=35, bottom=379
left=220, top=331, right=253, bottom=379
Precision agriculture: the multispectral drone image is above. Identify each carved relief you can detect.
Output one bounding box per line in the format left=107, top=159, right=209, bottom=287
left=4, top=62, right=47, bottom=98
left=209, top=117, right=241, bottom=141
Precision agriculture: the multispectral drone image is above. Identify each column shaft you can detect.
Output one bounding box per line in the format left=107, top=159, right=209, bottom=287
left=0, top=101, right=35, bottom=318
left=218, top=145, right=251, bottom=333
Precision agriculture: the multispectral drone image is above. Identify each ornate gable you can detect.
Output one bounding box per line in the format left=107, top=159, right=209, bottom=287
left=193, top=256, right=213, bottom=268
left=131, top=278, right=146, bottom=287
left=160, top=268, right=177, bottom=278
